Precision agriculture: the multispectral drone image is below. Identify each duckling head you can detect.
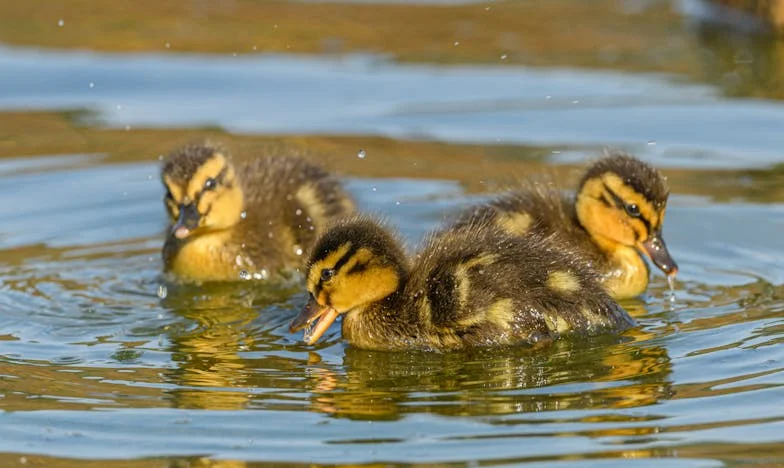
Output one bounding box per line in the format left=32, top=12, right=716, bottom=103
left=161, top=143, right=244, bottom=240
left=575, top=152, right=678, bottom=277
left=289, top=217, right=407, bottom=345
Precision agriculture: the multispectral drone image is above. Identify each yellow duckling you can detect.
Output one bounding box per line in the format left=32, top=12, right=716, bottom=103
left=161, top=142, right=355, bottom=283
left=289, top=216, right=634, bottom=351
left=453, top=152, right=678, bottom=299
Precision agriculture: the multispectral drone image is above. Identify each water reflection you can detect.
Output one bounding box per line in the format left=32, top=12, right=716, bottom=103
left=303, top=330, right=673, bottom=422
left=693, top=20, right=784, bottom=99
left=160, top=283, right=298, bottom=411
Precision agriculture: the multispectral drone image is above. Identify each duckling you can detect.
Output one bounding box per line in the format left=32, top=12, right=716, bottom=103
left=161, top=142, right=355, bottom=283
left=289, top=216, right=635, bottom=351
left=452, top=152, right=677, bottom=299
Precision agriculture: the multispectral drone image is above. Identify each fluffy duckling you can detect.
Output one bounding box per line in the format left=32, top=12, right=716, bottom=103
left=161, top=142, right=355, bottom=283
left=453, top=152, right=677, bottom=299
left=289, top=216, right=635, bottom=351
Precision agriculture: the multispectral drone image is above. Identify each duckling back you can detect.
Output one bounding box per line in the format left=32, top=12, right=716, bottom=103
left=454, top=179, right=600, bottom=258
left=402, top=221, right=635, bottom=349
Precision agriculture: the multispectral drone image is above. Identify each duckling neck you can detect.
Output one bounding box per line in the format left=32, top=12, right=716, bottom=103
left=163, top=229, right=246, bottom=282
left=341, top=291, right=420, bottom=351
left=590, top=233, right=650, bottom=299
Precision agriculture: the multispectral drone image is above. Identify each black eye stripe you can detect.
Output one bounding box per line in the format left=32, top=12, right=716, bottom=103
left=195, top=167, right=228, bottom=202
left=601, top=183, right=627, bottom=210
left=347, top=262, right=368, bottom=275
left=332, top=244, right=359, bottom=276
left=315, top=244, right=358, bottom=293
left=602, top=183, right=653, bottom=233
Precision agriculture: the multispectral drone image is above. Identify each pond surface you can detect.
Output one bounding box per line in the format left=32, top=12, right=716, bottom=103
left=1, top=1, right=784, bottom=466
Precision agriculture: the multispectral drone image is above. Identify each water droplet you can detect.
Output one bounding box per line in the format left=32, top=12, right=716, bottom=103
left=241, top=243, right=246, bottom=249
left=500, top=54, right=507, bottom=60
left=294, top=246, right=303, bottom=256
left=667, top=275, right=677, bottom=299
left=124, top=125, right=131, bottom=131
left=273, top=24, right=278, bottom=29
left=147, top=175, right=152, bottom=180
left=453, top=41, right=460, bottom=46
left=485, top=6, right=491, bottom=11
left=395, top=201, right=400, bottom=206
left=232, top=52, right=238, bottom=57
left=88, top=82, right=95, bottom=88
left=116, top=104, right=122, bottom=111
left=259, top=269, right=269, bottom=280
left=357, top=149, right=366, bottom=159
left=57, top=19, right=64, bottom=27
left=545, top=95, right=552, bottom=100
left=552, top=150, right=561, bottom=154
left=122, top=191, right=128, bottom=197
left=252, top=45, right=258, bottom=51
left=235, top=255, right=244, bottom=266
left=295, top=209, right=302, bottom=216
left=156, top=285, right=168, bottom=299
left=240, top=211, right=247, bottom=219
left=571, top=100, right=580, bottom=104
left=371, top=186, right=377, bottom=192
left=647, top=140, right=657, bottom=146
left=165, top=42, right=170, bottom=49
left=239, top=270, right=251, bottom=280
left=267, top=232, right=274, bottom=239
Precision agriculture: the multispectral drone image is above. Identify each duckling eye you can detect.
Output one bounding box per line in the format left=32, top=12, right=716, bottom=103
left=204, top=178, right=217, bottom=191
left=625, top=203, right=641, bottom=218
left=320, top=269, right=336, bottom=282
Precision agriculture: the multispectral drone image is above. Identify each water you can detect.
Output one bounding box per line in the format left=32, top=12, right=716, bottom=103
left=1, top=1, right=784, bottom=466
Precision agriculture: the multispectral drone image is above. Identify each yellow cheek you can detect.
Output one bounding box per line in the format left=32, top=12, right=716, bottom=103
left=328, top=267, right=399, bottom=312
left=317, top=291, right=328, bottom=306
left=197, top=192, right=216, bottom=216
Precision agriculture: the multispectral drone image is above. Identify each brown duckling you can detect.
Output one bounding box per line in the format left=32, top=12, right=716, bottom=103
left=161, top=142, right=355, bottom=283
left=452, top=152, right=677, bottom=299
left=289, top=216, right=635, bottom=351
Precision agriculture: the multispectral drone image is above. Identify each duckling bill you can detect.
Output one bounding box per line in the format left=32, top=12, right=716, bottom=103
left=161, top=142, right=355, bottom=283
left=453, top=152, right=677, bottom=299
left=290, top=216, right=635, bottom=351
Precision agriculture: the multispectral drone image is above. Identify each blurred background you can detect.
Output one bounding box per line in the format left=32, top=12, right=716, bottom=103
left=1, top=1, right=784, bottom=467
